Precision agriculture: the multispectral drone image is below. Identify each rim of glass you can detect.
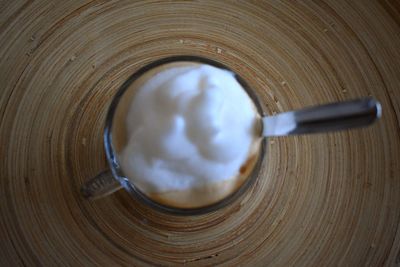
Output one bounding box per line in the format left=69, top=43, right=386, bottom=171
left=104, top=55, right=266, bottom=216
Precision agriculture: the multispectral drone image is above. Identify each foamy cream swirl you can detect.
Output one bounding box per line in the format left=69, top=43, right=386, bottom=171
left=120, top=64, right=257, bottom=193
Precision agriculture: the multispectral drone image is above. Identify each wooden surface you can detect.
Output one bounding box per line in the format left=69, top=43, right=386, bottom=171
left=1, top=1, right=400, bottom=266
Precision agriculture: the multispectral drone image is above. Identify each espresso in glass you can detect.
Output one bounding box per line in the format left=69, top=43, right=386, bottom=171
left=81, top=56, right=380, bottom=215
left=111, top=60, right=262, bottom=209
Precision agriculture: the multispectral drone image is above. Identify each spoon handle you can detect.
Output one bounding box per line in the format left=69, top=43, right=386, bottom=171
left=262, top=98, right=381, bottom=137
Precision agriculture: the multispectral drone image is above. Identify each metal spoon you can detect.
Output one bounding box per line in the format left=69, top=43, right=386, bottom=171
left=262, top=98, right=381, bottom=137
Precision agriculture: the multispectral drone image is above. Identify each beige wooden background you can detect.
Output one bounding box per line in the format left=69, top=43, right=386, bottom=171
left=1, top=1, right=399, bottom=266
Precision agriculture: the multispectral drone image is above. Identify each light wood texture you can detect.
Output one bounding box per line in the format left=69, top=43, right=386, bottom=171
left=1, top=1, right=400, bottom=266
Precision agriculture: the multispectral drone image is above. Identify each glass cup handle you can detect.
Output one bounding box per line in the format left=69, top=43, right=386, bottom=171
left=262, top=97, right=381, bottom=136
left=81, top=170, right=122, bottom=200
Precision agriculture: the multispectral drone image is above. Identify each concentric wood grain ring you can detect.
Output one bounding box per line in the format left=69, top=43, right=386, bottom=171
left=1, top=1, right=400, bottom=266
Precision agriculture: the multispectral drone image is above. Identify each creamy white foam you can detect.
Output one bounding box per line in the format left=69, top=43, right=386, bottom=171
left=119, top=64, right=257, bottom=194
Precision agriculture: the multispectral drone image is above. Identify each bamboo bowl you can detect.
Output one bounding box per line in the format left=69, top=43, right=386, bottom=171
left=1, top=1, right=399, bottom=266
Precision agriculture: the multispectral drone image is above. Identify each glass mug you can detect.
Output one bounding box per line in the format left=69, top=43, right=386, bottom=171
left=81, top=56, right=381, bottom=215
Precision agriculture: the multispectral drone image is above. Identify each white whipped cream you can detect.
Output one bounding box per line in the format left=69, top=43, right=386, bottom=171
left=119, top=63, right=257, bottom=193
